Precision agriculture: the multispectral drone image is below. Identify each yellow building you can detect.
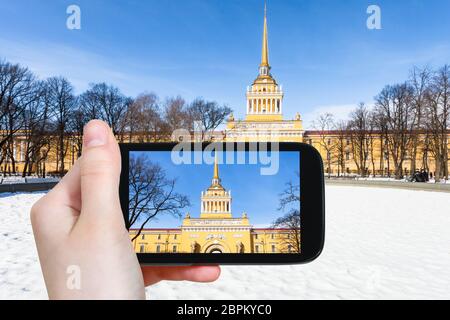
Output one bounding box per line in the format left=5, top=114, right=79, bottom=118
left=130, top=156, right=299, bottom=254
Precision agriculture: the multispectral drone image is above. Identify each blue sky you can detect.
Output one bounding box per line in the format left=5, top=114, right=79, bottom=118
left=0, top=0, right=449, bottom=128
left=130, top=151, right=299, bottom=228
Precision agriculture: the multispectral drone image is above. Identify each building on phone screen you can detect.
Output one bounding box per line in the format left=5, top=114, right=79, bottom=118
left=129, top=155, right=300, bottom=254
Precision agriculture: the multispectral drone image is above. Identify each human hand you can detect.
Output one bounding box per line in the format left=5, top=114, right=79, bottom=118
left=31, top=120, right=220, bottom=299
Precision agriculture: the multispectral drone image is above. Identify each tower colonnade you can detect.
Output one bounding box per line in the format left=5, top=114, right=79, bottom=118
left=247, top=96, right=283, bottom=115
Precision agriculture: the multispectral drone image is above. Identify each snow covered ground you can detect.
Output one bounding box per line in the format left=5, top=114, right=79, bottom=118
left=1, top=186, right=449, bottom=300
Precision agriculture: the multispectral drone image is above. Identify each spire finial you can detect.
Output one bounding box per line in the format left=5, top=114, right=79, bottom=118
left=260, top=0, right=269, bottom=68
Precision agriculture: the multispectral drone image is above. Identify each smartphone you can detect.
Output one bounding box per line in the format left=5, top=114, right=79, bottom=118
left=119, top=142, right=325, bottom=265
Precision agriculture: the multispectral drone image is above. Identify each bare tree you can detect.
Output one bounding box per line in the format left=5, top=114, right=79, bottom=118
left=409, top=66, right=432, bottom=174
left=313, top=113, right=336, bottom=178
left=163, top=96, right=192, bottom=134
left=334, top=120, right=349, bottom=177
left=188, top=98, right=232, bottom=141
left=348, top=103, right=371, bottom=177
left=129, top=154, right=190, bottom=241
left=0, top=60, right=36, bottom=174
left=375, top=84, right=416, bottom=179
left=81, top=83, right=129, bottom=137
left=367, top=112, right=378, bottom=177
left=69, top=105, right=89, bottom=159
left=20, top=81, right=51, bottom=177
left=125, top=93, right=162, bottom=143
left=372, top=105, right=390, bottom=177
left=424, top=65, right=450, bottom=181
left=46, top=77, right=75, bottom=175
left=273, top=174, right=301, bottom=253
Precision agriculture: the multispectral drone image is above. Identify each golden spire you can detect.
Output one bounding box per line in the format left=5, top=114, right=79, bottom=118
left=260, top=0, right=269, bottom=67
left=213, top=152, right=219, bottom=180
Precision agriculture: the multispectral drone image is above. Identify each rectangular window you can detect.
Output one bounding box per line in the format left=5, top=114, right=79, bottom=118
left=271, top=233, right=275, bottom=239
left=157, top=234, right=161, bottom=240
left=139, top=245, right=145, bottom=253
left=141, top=234, right=145, bottom=240
left=173, top=245, right=177, bottom=253
left=174, top=234, right=177, bottom=240
left=255, top=245, right=259, bottom=253
left=271, top=245, right=276, bottom=253
left=255, top=234, right=258, bottom=239
left=156, top=245, right=160, bottom=253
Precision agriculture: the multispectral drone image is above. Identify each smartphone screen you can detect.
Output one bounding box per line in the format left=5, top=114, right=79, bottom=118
left=127, top=150, right=300, bottom=255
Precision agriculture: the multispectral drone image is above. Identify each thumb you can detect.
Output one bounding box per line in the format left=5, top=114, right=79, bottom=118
left=79, top=120, right=122, bottom=224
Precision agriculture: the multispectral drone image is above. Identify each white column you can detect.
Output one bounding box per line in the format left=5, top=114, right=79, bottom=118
left=246, top=100, right=249, bottom=114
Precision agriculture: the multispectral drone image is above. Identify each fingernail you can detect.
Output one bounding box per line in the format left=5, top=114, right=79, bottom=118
left=83, top=121, right=108, bottom=148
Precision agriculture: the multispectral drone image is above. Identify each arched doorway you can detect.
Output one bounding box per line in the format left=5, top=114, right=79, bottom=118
left=204, top=243, right=227, bottom=254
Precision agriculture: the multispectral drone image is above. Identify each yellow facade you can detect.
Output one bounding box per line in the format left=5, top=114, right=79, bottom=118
left=130, top=156, right=299, bottom=254
left=304, top=132, right=450, bottom=177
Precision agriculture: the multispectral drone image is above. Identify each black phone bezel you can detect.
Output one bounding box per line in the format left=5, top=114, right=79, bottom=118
left=119, top=142, right=325, bottom=265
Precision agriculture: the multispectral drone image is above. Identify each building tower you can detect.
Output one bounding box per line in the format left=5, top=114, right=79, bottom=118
left=225, top=1, right=304, bottom=142
left=200, top=154, right=232, bottom=219
left=245, top=1, right=284, bottom=122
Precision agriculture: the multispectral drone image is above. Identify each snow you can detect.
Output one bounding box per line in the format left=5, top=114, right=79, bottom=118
left=0, top=192, right=47, bottom=299
left=1, top=186, right=449, bottom=300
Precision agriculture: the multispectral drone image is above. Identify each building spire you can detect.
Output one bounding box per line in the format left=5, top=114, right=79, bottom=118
left=260, top=0, right=269, bottom=68
left=213, top=152, right=219, bottom=180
